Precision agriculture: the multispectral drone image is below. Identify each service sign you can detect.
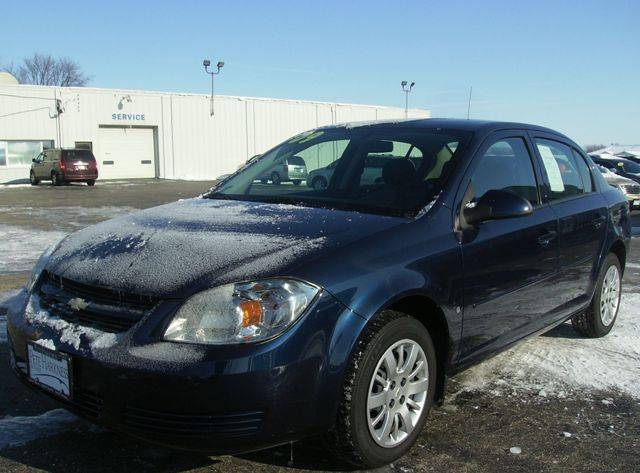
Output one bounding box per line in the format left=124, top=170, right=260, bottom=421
left=111, top=112, right=146, bottom=121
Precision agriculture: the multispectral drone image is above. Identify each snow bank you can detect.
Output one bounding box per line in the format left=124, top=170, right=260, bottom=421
left=0, top=224, right=67, bottom=273
left=0, top=409, right=78, bottom=451
left=458, top=291, right=640, bottom=399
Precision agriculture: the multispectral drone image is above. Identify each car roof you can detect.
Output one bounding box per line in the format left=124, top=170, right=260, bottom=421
left=319, top=118, right=567, bottom=137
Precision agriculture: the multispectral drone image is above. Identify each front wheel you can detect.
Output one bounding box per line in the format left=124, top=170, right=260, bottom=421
left=30, top=171, right=39, bottom=186
left=572, top=253, right=622, bottom=338
left=292, top=179, right=301, bottom=186
left=270, top=172, right=281, bottom=185
left=327, top=311, right=436, bottom=468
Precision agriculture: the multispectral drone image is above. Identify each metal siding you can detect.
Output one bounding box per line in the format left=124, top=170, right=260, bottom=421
left=0, top=84, right=429, bottom=183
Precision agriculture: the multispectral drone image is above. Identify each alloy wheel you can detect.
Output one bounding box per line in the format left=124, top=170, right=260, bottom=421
left=600, top=265, right=620, bottom=326
left=367, top=339, right=429, bottom=448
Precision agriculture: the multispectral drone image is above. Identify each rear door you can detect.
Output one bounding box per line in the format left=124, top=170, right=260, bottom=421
left=458, top=131, right=559, bottom=362
left=531, top=134, right=608, bottom=314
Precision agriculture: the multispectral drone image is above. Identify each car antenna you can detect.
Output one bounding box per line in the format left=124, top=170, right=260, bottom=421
left=467, top=86, right=473, bottom=120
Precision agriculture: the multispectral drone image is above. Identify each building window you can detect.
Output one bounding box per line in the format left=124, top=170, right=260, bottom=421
left=0, top=140, right=54, bottom=167
left=75, top=141, right=93, bottom=151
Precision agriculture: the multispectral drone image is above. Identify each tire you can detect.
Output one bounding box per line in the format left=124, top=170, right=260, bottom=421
left=260, top=178, right=268, bottom=184
left=572, top=253, right=622, bottom=338
left=312, top=177, right=328, bottom=191
left=327, top=310, right=437, bottom=468
left=270, top=172, right=281, bottom=185
left=51, top=172, right=62, bottom=186
left=29, top=171, right=39, bottom=186
left=292, top=180, right=301, bottom=186
left=87, top=180, right=95, bottom=186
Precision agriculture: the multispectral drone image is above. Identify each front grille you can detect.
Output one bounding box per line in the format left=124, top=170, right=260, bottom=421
left=37, top=271, right=158, bottom=333
left=123, top=405, right=265, bottom=437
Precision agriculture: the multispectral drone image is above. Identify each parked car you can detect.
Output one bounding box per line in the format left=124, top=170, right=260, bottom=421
left=30, top=148, right=98, bottom=186
left=8, top=119, right=629, bottom=468
left=590, top=155, right=640, bottom=185
left=257, top=154, right=307, bottom=185
left=597, top=164, right=640, bottom=209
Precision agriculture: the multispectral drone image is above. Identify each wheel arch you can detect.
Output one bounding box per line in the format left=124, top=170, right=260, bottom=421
left=608, top=238, right=627, bottom=273
left=368, top=293, right=453, bottom=406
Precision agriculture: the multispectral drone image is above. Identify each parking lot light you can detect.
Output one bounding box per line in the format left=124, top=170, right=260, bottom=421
left=203, top=58, right=225, bottom=116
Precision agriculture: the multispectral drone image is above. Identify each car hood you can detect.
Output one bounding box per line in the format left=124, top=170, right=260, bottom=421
left=45, top=198, right=407, bottom=297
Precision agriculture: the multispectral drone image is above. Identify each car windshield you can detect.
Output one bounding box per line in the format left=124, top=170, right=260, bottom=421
left=618, top=159, right=640, bottom=174
left=206, top=126, right=471, bottom=217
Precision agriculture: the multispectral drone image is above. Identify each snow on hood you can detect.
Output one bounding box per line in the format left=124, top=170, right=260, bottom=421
left=45, top=198, right=404, bottom=297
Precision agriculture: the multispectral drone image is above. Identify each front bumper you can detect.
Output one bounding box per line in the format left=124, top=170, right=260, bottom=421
left=7, top=290, right=365, bottom=453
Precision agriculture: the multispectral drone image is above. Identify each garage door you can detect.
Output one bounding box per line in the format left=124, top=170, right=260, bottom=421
left=98, top=127, right=155, bottom=179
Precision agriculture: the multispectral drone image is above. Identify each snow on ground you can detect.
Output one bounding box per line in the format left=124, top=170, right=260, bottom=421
left=0, top=224, right=67, bottom=274
left=458, top=291, right=640, bottom=399
left=0, top=409, right=79, bottom=450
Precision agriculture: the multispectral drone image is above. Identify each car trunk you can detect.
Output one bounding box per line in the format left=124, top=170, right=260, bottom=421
left=63, top=150, right=98, bottom=178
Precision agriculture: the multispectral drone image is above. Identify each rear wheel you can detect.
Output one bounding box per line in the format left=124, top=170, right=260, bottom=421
left=29, top=171, right=39, bottom=186
left=86, top=180, right=95, bottom=186
left=572, top=253, right=622, bottom=338
left=292, top=179, right=301, bottom=186
left=270, top=172, right=281, bottom=185
left=51, top=172, right=62, bottom=186
left=327, top=311, right=436, bottom=468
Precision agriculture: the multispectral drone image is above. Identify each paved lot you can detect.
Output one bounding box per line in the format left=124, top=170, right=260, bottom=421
left=0, top=180, right=639, bottom=472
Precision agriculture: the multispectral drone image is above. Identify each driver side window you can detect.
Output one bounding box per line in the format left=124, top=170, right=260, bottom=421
left=470, top=137, right=539, bottom=205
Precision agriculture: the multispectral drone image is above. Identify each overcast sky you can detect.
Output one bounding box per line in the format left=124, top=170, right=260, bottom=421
left=2, top=0, right=638, bottom=145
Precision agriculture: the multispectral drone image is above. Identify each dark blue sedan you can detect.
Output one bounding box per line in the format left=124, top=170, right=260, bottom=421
left=7, top=119, right=630, bottom=468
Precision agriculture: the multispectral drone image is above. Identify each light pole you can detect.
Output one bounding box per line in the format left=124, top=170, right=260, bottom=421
left=203, top=59, right=225, bottom=116
left=401, top=81, right=415, bottom=118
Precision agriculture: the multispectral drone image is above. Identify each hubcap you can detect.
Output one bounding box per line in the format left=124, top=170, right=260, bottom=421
left=600, top=265, right=620, bottom=326
left=367, top=339, right=429, bottom=448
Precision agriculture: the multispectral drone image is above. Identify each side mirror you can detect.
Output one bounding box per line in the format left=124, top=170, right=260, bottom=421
left=463, top=189, right=533, bottom=225
left=32, top=158, right=37, bottom=163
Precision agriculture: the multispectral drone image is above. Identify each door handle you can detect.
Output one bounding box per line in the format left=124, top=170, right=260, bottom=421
left=537, top=230, right=557, bottom=247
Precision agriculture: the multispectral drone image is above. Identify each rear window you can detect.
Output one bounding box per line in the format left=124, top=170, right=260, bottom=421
left=286, top=156, right=306, bottom=166
left=63, top=150, right=96, bottom=162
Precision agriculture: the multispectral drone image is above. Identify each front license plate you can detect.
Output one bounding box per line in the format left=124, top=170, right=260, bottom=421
left=27, top=342, right=72, bottom=400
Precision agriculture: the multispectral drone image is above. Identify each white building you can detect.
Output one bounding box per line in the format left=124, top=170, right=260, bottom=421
left=0, top=83, right=429, bottom=184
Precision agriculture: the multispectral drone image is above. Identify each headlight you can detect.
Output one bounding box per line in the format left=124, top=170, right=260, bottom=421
left=26, top=242, right=61, bottom=292
left=164, top=279, right=320, bottom=345
left=617, top=184, right=630, bottom=195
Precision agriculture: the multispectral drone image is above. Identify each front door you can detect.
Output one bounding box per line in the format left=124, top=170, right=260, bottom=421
left=458, top=132, right=559, bottom=363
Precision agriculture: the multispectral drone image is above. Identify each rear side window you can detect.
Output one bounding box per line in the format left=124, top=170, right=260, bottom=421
left=572, top=149, right=593, bottom=193
left=535, top=139, right=586, bottom=200
left=470, top=137, right=539, bottom=204
left=286, top=156, right=305, bottom=166
left=63, top=150, right=96, bottom=162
